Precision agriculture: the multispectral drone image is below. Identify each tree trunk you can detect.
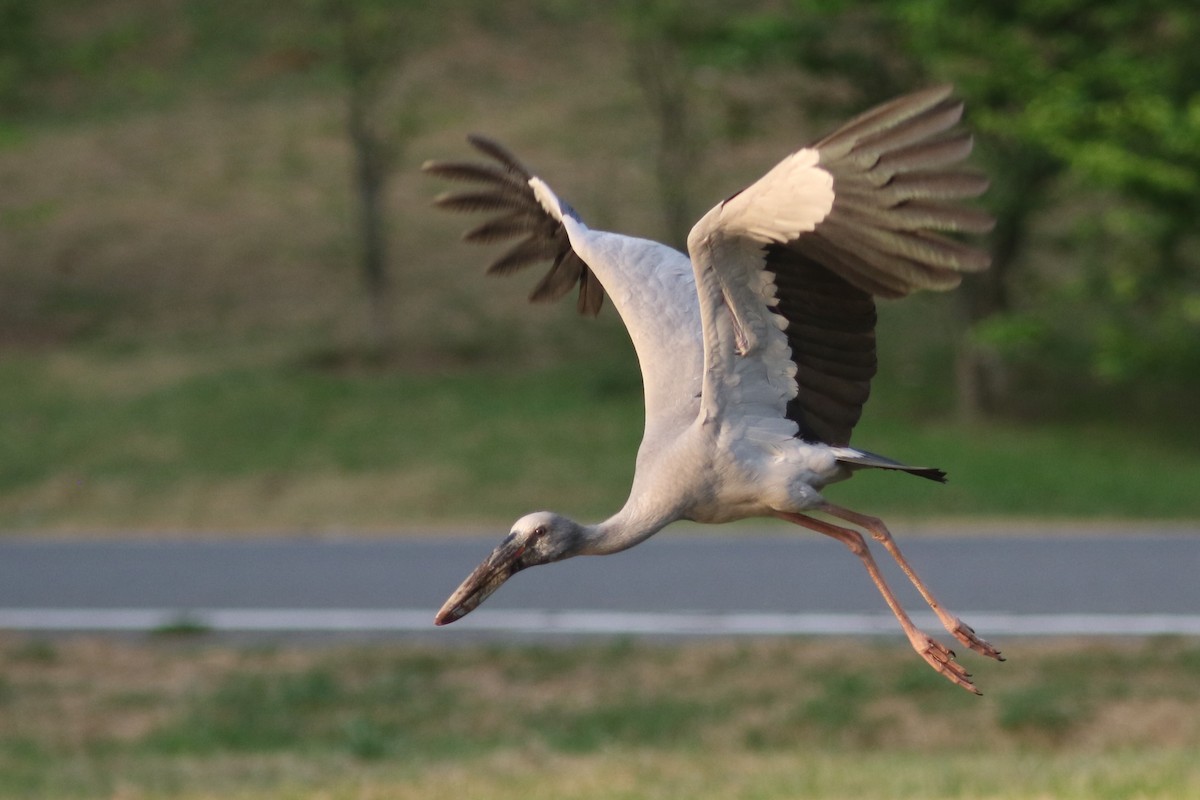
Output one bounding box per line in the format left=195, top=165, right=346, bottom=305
left=955, top=152, right=1057, bottom=422
left=347, top=85, right=390, bottom=353
left=631, top=37, right=698, bottom=250
left=333, top=0, right=401, bottom=356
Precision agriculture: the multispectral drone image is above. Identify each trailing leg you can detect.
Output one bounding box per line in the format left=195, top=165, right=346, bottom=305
left=817, top=502, right=1003, bottom=662
left=777, top=511, right=980, bottom=694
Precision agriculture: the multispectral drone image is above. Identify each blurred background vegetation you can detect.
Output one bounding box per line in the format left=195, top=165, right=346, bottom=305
left=1, top=0, right=1197, bottom=531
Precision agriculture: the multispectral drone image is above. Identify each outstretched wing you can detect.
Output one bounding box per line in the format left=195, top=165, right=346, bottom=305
left=687, top=86, right=992, bottom=446
left=425, top=136, right=705, bottom=430
left=422, top=135, right=605, bottom=316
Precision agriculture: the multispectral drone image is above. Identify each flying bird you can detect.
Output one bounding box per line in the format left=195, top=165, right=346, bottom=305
left=424, top=86, right=1002, bottom=693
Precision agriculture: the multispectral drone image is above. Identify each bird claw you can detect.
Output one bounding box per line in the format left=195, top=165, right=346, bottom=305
left=912, top=633, right=980, bottom=694
left=909, top=618, right=1001, bottom=693
left=948, top=619, right=1005, bottom=662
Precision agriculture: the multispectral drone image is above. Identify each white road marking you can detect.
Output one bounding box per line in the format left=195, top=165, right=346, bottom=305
left=3, top=608, right=1200, bottom=636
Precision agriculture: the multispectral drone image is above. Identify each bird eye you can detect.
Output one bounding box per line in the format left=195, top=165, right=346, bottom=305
left=532, top=525, right=548, bottom=539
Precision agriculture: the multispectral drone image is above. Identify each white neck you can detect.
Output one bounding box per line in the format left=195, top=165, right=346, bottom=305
left=580, top=499, right=680, bottom=556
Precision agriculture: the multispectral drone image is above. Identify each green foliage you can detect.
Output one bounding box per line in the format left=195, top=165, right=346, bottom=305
left=144, top=652, right=483, bottom=762
left=530, top=697, right=715, bottom=752
left=151, top=668, right=345, bottom=752
left=889, top=0, right=1200, bottom=392
left=341, top=715, right=389, bottom=759
left=666, top=0, right=1199, bottom=408
left=5, top=638, right=58, bottom=664
left=0, top=0, right=39, bottom=112
left=150, top=615, right=213, bottom=637
left=995, top=683, right=1088, bottom=740
left=797, top=671, right=877, bottom=738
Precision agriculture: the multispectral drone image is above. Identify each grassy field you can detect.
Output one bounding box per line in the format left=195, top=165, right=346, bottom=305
left=2, top=2, right=1198, bottom=533
left=2, top=633, right=1200, bottom=798
left=5, top=344, right=1200, bottom=531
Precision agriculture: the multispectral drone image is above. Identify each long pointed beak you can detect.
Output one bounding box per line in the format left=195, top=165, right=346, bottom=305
left=435, top=536, right=527, bottom=626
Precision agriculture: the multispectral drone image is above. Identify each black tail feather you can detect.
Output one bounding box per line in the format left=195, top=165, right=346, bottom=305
left=835, top=448, right=947, bottom=483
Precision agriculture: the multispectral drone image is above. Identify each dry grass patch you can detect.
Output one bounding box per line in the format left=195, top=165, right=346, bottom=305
left=3, top=635, right=1200, bottom=797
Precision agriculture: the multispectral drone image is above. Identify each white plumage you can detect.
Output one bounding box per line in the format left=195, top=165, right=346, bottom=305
left=425, top=86, right=1003, bottom=693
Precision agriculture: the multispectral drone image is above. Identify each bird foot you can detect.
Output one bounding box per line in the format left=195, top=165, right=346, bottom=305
left=910, top=633, right=980, bottom=695
left=947, top=618, right=1005, bottom=662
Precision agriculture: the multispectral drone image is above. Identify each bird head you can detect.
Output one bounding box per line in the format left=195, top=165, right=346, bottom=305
left=435, top=511, right=585, bottom=626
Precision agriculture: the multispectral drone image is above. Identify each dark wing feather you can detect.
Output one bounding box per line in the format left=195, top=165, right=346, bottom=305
left=764, top=246, right=876, bottom=445
left=773, top=86, right=992, bottom=445
left=423, top=136, right=604, bottom=315
left=800, top=86, right=993, bottom=295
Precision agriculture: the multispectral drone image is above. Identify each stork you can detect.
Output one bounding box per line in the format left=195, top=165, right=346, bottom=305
left=425, top=86, right=1003, bottom=693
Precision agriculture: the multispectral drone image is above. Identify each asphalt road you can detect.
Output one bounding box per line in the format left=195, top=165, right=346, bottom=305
left=1, top=526, right=1198, bottom=637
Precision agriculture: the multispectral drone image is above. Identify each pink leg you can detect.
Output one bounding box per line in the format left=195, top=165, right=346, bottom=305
left=817, top=502, right=1004, bottom=662
left=777, top=511, right=980, bottom=694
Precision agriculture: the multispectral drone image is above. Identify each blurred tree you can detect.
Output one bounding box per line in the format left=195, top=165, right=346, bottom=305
left=891, top=0, right=1200, bottom=415
left=886, top=0, right=1069, bottom=420
left=662, top=1, right=1011, bottom=418
left=664, top=0, right=1199, bottom=420
left=315, top=0, right=430, bottom=354
left=0, top=0, right=40, bottom=114
left=618, top=0, right=710, bottom=249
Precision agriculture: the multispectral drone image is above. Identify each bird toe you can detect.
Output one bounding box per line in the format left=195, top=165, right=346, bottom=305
left=950, top=620, right=1004, bottom=661
left=913, top=633, right=981, bottom=694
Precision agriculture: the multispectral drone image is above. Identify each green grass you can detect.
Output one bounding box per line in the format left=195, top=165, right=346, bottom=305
left=2, top=635, right=1200, bottom=798
left=2, top=342, right=1199, bottom=531
left=834, top=411, right=1200, bottom=519
left=0, top=343, right=644, bottom=529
